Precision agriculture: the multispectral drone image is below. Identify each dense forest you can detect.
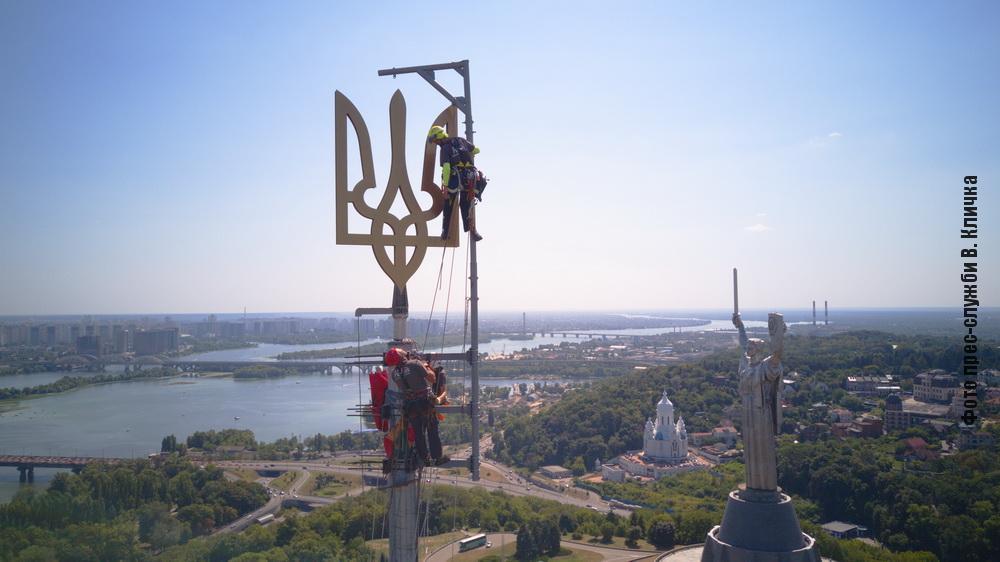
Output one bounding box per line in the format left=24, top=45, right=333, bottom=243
left=0, top=457, right=267, bottom=561
left=495, top=330, right=999, bottom=561
left=145, top=485, right=713, bottom=560
left=779, top=438, right=1000, bottom=560
left=495, top=331, right=997, bottom=470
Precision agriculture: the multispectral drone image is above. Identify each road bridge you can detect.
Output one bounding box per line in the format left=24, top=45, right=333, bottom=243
left=163, top=357, right=658, bottom=374
left=0, top=455, right=124, bottom=482
left=493, top=332, right=633, bottom=339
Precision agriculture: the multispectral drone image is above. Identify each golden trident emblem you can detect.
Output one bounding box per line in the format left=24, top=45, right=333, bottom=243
left=335, top=89, right=460, bottom=289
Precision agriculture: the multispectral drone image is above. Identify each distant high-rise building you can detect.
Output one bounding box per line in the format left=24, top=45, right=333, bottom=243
left=219, top=322, right=245, bottom=339
left=76, top=335, right=102, bottom=356
left=358, top=318, right=377, bottom=337
left=46, top=326, right=57, bottom=346
left=133, top=328, right=179, bottom=355
left=114, top=326, right=130, bottom=353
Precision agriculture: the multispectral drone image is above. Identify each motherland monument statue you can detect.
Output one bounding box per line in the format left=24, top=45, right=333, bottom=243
left=734, top=310, right=784, bottom=495
left=699, top=269, right=819, bottom=562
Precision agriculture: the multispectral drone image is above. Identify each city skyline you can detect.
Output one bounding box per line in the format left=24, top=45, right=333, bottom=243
left=2, top=2, right=997, bottom=314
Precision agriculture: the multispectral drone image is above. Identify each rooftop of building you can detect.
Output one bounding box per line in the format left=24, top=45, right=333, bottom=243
left=846, top=375, right=893, bottom=382
left=901, top=398, right=951, bottom=417
left=821, top=521, right=862, bottom=533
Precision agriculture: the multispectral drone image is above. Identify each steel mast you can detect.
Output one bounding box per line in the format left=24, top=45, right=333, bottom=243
left=375, top=60, right=482, bottom=561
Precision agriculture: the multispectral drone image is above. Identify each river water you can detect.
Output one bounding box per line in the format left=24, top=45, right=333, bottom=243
left=0, top=319, right=742, bottom=502
left=0, top=335, right=591, bottom=502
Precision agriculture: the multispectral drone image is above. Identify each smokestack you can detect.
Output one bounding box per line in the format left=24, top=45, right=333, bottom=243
left=522, top=312, right=526, bottom=335
left=824, top=301, right=828, bottom=326
left=812, top=301, right=816, bottom=326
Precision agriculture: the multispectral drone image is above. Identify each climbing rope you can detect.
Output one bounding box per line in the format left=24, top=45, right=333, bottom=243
left=461, top=230, right=471, bottom=403
left=421, top=246, right=449, bottom=350
left=354, top=320, right=367, bottom=501
left=362, top=227, right=476, bottom=554
left=355, top=320, right=379, bottom=557
left=438, top=246, right=458, bottom=353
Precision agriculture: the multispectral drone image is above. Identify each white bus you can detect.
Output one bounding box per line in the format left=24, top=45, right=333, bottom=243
left=256, top=513, right=275, bottom=525
left=458, top=533, right=487, bottom=552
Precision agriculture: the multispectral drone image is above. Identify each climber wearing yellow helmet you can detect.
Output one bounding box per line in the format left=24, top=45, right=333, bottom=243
left=428, top=125, right=485, bottom=241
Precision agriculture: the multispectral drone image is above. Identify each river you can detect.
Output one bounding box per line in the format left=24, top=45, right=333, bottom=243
left=0, top=318, right=745, bottom=502
left=0, top=362, right=572, bottom=502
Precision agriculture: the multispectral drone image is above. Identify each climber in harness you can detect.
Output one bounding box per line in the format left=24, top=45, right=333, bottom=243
left=377, top=348, right=415, bottom=471
left=428, top=125, right=487, bottom=242
left=387, top=348, right=451, bottom=468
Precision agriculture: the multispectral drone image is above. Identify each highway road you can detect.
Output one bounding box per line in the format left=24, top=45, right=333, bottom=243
left=212, top=446, right=627, bottom=536
left=426, top=532, right=656, bottom=562
left=214, top=465, right=333, bottom=535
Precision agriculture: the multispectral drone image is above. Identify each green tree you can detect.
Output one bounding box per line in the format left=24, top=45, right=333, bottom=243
left=161, top=435, right=178, bottom=452
left=676, top=511, right=717, bottom=545
left=626, top=525, right=643, bottom=548
left=600, top=522, right=615, bottom=543
left=137, top=501, right=171, bottom=542
left=149, top=516, right=189, bottom=551
left=177, top=504, right=216, bottom=536
left=647, top=518, right=676, bottom=549
left=558, top=512, right=577, bottom=533
left=516, top=523, right=539, bottom=561
left=168, top=472, right=197, bottom=507
left=542, top=519, right=561, bottom=556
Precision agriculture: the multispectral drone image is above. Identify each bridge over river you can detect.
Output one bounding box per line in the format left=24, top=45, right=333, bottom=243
left=0, top=455, right=125, bottom=482
left=163, top=357, right=659, bottom=374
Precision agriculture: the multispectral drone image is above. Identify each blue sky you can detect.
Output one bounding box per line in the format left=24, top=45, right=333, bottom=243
left=1, top=1, right=997, bottom=314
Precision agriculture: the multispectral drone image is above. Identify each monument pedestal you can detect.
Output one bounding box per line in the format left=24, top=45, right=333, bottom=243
left=701, top=489, right=819, bottom=562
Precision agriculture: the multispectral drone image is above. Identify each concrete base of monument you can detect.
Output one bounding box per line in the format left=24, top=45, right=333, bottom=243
left=700, top=488, right=819, bottom=562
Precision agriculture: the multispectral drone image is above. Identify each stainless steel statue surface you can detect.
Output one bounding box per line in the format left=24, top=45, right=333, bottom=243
left=699, top=271, right=818, bottom=561
left=732, top=311, right=785, bottom=492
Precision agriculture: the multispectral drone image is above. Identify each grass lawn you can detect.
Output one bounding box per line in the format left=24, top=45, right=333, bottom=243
left=574, top=534, right=659, bottom=551
left=479, top=467, right=509, bottom=484
left=225, top=468, right=262, bottom=482
left=368, top=530, right=468, bottom=561
left=447, top=543, right=601, bottom=561
left=564, top=487, right=596, bottom=502
left=301, top=472, right=362, bottom=497
left=332, top=455, right=381, bottom=468
left=269, top=470, right=299, bottom=492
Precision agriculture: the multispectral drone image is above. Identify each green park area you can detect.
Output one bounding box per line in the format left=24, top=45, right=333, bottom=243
left=300, top=472, right=362, bottom=497
left=267, top=470, right=299, bottom=492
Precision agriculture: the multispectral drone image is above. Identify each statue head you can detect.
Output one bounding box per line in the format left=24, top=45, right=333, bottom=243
left=747, top=338, right=767, bottom=361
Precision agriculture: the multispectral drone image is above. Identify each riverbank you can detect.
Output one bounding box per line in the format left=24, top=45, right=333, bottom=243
left=274, top=334, right=492, bottom=360
left=0, top=367, right=179, bottom=401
